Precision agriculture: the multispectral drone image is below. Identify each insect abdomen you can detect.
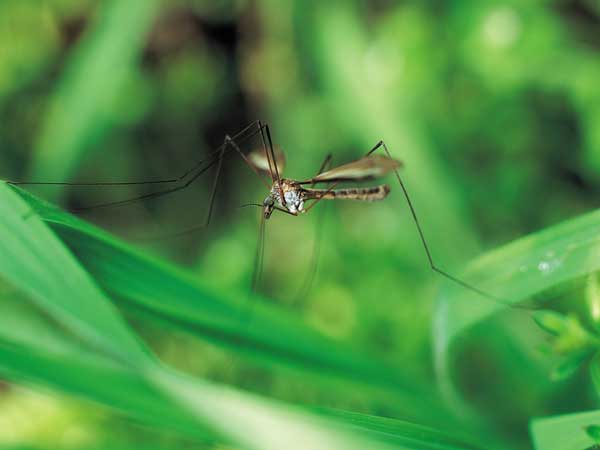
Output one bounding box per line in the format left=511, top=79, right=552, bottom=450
left=306, top=185, right=390, bottom=201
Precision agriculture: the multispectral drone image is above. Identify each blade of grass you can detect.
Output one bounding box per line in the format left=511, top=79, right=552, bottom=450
left=0, top=332, right=492, bottom=450
left=0, top=184, right=148, bottom=364
left=0, top=339, right=214, bottom=441
left=0, top=323, right=494, bottom=450
left=434, top=208, right=600, bottom=421
left=0, top=289, right=209, bottom=438
left=30, top=0, right=160, bottom=186
left=150, top=368, right=497, bottom=450
left=530, top=409, right=600, bottom=450
left=10, top=184, right=459, bottom=426
left=311, top=409, right=503, bottom=450
left=437, top=207, right=600, bottom=336
left=0, top=183, right=504, bottom=450
left=0, top=280, right=488, bottom=450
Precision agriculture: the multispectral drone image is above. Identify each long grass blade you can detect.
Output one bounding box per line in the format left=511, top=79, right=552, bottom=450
left=434, top=207, right=600, bottom=432
left=8, top=184, right=459, bottom=428
left=0, top=184, right=148, bottom=364
left=0, top=183, right=507, bottom=450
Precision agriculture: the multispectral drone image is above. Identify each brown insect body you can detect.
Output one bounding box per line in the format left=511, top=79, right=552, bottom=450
left=263, top=178, right=391, bottom=219
left=257, top=152, right=400, bottom=219
left=303, top=185, right=390, bottom=201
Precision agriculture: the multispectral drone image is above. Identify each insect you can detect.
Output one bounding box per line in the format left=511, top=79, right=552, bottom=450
left=251, top=150, right=398, bottom=219
left=6, top=120, right=514, bottom=307
left=241, top=128, right=402, bottom=293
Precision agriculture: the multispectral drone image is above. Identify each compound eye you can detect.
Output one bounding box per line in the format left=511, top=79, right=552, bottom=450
left=263, top=204, right=274, bottom=219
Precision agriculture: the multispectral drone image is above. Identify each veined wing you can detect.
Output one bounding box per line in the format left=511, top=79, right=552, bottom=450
left=248, top=146, right=286, bottom=177
left=304, top=155, right=401, bottom=183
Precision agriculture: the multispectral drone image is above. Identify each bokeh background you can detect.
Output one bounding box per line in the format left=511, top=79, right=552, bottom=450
left=2, top=0, right=600, bottom=448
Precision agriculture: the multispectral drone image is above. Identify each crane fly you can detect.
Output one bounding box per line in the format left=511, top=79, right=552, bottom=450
left=6, top=120, right=524, bottom=310
left=249, top=150, right=399, bottom=218
left=244, top=141, right=401, bottom=294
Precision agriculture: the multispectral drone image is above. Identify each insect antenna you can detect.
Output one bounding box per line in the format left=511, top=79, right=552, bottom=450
left=368, top=140, right=534, bottom=312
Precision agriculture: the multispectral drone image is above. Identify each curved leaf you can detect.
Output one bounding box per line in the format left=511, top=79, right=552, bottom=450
left=9, top=184, right=461, bottom=428
left=0, top=184, right=497, bottom=450
left=530, top=409, right=600, bottom=450
left=0, top=184, right=148, bottom=364
left=435, top=208, right=600, bottom=419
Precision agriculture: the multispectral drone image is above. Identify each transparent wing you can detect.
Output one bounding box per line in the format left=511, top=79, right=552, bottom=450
left=305, top=155, right=401, bottom=183
left=247, top=146, right=286, bottom=177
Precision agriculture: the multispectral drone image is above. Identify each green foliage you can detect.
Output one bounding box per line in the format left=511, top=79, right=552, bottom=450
left=3, top=0, right=600, bottom=448
left=585, top=425, right=600, bottom=443
left=530, top=410, right=600, bottom=450
left=0, top=184, right=491, bottom=449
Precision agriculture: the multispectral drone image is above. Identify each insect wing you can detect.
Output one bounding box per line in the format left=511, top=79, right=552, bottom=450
left=248, top=146, right=286, bottom=177
left=310, top=155, right=401, bottom=183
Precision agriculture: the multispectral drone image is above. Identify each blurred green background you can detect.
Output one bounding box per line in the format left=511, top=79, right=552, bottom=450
left=2, top=0, right=600, bottom=448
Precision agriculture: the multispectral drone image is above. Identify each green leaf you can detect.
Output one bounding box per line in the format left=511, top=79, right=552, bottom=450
left=438, top=207, right=600, bottom=339
left=0, top=331, right=490, bottom=450
left=435, top=208, right=600, bottom=416
left=585, top=425, right=600, bottom=443
left=312, top=409, right=494, bottom=450
left=0, top=184, right=148, bottom=364
left=0, top=270, right=488, bottom=450
left=150, top=368, right=494, bottom=450
left=0, top=184, right=502, bottom=449
left=0, top=338, right=212, bottom=440
left=550, top=351, right=591, bottom=381
left=533, top=310, right=569, bottom=336
left=530, top=410, right=600, bottom=450
left=10, top=184, right=460, bottom=426
left=588, top=352, right=600, bottom=396
left=585, top=274, right=600, bottom=332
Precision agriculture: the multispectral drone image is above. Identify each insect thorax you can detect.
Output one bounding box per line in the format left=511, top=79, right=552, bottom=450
left=268, top=179, right=305, bottom=214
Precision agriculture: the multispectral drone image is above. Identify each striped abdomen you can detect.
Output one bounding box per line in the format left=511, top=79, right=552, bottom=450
left=303, top=185, right=390, bottom=201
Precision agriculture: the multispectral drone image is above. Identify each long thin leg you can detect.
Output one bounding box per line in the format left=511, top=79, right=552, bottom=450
left=258, top=121, right=276, bottom=185
left=224, top=134, right=271, bottom=190
left=246, top=130, right=292, bottom=304
left=367, top=140, right=532, bottom=310
left=316, top=154, right=333, bottom=178
left=260, top=121, right=285, bottom=207
left=251, top=213, right=267, bottom=293
left=127, top=129, right=280, bottom=241
left=71, top=156, right=218, bottom=212
left=202, top=135, right=236, bottom=227
left=295, top=153, right=334, bottom=301
left=204, top=131, right=273, bottom=227
left=235, top=211, right=267, bottom=323
left=7, top=121, right=262, bottom=187
left=25, top=121, right=270, bottom=214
